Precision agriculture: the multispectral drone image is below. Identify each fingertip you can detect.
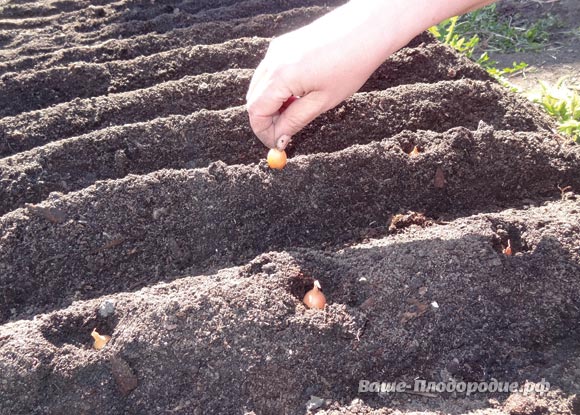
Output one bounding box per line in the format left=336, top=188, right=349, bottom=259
left=276, top=135, right=291, bottom=150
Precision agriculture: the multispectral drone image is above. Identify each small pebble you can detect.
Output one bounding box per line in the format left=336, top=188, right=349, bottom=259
left=261, top=263, right=277, bottom=274
left=306, top=396, right=325, bottom=411
left=351, top=398, right=364, bottom=406
left=99, top=299, right=116, bottom=318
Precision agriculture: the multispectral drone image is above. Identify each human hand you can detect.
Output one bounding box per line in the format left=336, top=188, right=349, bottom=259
left=246, top=1, right=400, bottom=150
left=245, top=0, right=496, bottom=150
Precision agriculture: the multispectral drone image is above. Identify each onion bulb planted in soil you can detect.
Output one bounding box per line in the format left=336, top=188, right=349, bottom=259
left=91, top=328, right=111, bottom=350
left=503, top=239, right=513, bottom=256
left=303, top=280, right=327, bottom=310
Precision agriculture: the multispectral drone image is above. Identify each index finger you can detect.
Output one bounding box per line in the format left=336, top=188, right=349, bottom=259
left=246, top=77, right=291, bottom=148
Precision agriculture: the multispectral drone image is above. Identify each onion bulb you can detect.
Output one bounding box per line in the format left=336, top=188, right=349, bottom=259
left=503, top=239, right=513, bottom=256
left=267, top=148, right=287, bottom=170
left=303, top=280, right=327, bottom=310
left=92, top=328, right=111, bottom=350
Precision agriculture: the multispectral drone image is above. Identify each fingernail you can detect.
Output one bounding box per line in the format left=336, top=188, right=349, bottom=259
left=276, top=135, right=291, bottom=150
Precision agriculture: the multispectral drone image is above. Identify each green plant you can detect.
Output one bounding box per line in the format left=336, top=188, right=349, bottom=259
left=430, top=9, right=579, bottom=143
left=429, top=16, right=528, bottom=86
left=527, top=79, right=580, bottom=142
left=480, top=55, right=528, bottom=90
left=452, top=4, right=559, bottom=53
left=429, top=16, right=480, bottom=59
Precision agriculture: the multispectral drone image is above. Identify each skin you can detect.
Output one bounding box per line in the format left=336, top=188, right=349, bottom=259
left=246, top=0, right=496, bottom=150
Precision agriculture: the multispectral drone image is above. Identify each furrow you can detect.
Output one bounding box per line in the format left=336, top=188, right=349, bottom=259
left=0, top=78, right=554, bottom=214
left=0, top=37, right=267, bottom=117
left=0, top=78, right=553, bottom=159
left=117, top=0, right=247, bottom=23
left=0, top=0, right=115, bottom=19
left=0, top=6, right=331, bottom=71
left=0, top=0, right=341, bottom=54
left=71, top=0, right=346, bottom=44
left=0, top=0, right=125, bottom=31
left=1, top=124, right=578, bottom=321
left=0, top=0, right=251, bottom=33
left=0, top=33, right=490, bottom=117
left=1, top=198, right=579, bottom=412
left=0, top=68, right=252, bottom=156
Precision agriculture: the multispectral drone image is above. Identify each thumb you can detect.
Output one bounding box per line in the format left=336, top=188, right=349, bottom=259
left=273, top=93, right=326, bottom=150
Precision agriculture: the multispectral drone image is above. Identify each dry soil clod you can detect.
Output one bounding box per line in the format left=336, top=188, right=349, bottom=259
left=110, top=357, right=138, bottom=396
left=25, top=204, right=67, bottom=224
left=400, top=298, right=429, bottom=324
left=434, top=166, right=446, bottom=189
left=388, top=211, right=432, bottom=233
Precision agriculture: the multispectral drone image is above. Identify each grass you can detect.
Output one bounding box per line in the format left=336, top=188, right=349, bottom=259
left=527, top=79, right=580, bottom=142
left=428, top=15, right=529, bottom=86
left=429, top=5, right=579, bottom=143
left=449, top=3, right=561, bottom=53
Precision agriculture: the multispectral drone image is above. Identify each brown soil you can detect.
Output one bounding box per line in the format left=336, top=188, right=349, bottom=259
left=1, top=1, right=579, bottom=414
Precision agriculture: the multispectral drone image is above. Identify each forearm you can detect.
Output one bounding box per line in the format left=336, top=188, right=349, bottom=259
left=309, top=0, right=496, bottom=75
left=345, top=0, right=496, bottom=37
